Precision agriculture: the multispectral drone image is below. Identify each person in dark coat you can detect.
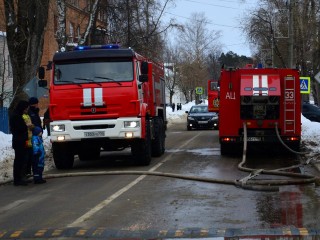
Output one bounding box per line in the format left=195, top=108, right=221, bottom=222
left=9, top=100, right=30, bottom=186
left=171, top=103, right=175, bottom=112
left=32, top=127, right=46, bottom=184
left=28, top=97, right=42, bottom=128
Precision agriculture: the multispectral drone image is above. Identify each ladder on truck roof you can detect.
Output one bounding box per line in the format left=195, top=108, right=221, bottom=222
left=284, top=76, right=296, bottom=133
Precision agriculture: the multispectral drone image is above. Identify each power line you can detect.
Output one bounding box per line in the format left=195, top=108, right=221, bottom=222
left=164, top=11, right=242, bottom=29
left=181, top=0, right=257, bottom=9
left=181, top=0, right=239, bottom=10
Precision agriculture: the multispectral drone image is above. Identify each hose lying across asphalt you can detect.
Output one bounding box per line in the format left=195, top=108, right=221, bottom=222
left=41, top=122, right=319, bottom=192
left=237, top=122, right=319, bottom=191
left=2, top=123, right=319, bottom=191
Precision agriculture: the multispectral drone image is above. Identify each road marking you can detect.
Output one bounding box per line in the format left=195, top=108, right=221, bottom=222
left=68, top=132, right=202, bottom=227
left=0, top=200, right=27, bottom=214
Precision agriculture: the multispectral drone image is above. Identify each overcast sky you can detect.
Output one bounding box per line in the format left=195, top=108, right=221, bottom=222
left=162, top=0, right=258, bottom=57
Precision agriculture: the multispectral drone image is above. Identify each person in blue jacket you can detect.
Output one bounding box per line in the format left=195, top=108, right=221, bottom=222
left=32, top=127, right=46, bottom=184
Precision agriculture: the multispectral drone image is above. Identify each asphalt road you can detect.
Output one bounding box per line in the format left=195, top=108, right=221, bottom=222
left=0, top=122, right=319, bottom=239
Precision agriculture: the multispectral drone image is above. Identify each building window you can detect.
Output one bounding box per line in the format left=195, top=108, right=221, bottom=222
left=98, top=9, right=107, bottom=22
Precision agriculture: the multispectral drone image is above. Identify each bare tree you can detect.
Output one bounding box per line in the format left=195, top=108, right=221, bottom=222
left=176, top=12, right=220, bottom=103
left=55, top=0, right=101, bottom=49
left=55, top=0, right=67, bottom=50
left=4, top=0, right=49, bottom=113
left=243, top=0, right=320, bottom=103
left=105, top=0, right=176, bottom=61
left=163, top=44, right=181, bottom=105
left=242, top=1, right=288, bottom=67
left=0, top=36, right=13, bottom=107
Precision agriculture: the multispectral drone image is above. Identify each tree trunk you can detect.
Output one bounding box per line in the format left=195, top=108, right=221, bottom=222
left=4, top=0, right=49, bottom=113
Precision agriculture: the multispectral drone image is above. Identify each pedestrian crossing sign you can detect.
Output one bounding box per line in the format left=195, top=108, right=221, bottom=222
left=300, top=77, right=310, bottom=94
left=195, top=87, right=203, bottom=95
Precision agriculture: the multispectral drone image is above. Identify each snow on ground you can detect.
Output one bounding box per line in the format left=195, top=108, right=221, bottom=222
left=1, top=101, right=320, bottom=184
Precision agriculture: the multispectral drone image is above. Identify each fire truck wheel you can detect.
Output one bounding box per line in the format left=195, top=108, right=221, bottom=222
left=131, top=121, right=152, bottom=166
left=52, top=142, right=74, bottom=169
left=151, top=118, right=165, bottom=157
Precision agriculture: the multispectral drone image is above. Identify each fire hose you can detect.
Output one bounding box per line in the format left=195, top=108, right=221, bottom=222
left=1, top=124, right=319, bottom=191
left=236, top=122, right=320, bottom=191
left=42, top=123, right=320, bottom=192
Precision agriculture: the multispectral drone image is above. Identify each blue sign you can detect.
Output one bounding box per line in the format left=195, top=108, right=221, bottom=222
left=300, top=77, right=310, bottom=94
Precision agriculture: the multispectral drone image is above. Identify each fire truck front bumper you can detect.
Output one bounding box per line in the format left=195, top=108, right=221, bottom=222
left=49, top=118, right=142, bottom=142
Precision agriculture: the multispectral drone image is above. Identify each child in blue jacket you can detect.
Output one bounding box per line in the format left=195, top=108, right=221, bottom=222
left=32, top=127, right=46, bottom=184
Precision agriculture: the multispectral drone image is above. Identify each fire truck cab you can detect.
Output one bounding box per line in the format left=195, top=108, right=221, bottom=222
left=219, top=66, right=301, bottom=155
left=44, top=44, right=166, bottom=169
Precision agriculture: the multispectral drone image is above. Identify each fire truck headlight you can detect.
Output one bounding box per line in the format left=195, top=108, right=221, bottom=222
left=51, top=124, right=65, bottom=132
left=124, top=121, right=140, bottom=128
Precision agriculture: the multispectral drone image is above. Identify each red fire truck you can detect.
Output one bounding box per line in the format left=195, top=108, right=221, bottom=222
left=219, top=66, right=301, bottom=155
left=207, top=79, right=219, bottom=112
left=41, top=44, right=166, bottom=169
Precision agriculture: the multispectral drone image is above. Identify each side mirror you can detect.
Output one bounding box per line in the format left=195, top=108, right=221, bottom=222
left=141, top=61, right=149, bottom=75
left=38, top=67, right=45, bottom=79
left=38, top=80, right=47, bottom=88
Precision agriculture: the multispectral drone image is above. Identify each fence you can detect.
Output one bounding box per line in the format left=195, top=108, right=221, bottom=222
left=0, top=107, right=9, bottom=134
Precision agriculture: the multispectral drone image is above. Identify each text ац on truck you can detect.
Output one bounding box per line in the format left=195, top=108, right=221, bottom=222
left=38, top=44, right=167, bottom=169
left=218, top=65, right=301, bottom=155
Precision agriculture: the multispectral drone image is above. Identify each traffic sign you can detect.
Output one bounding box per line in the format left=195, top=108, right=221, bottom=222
left=195, top=87, right=203, bottom=95
left=315, top=71, right=320, bottom=84
left=300, top=77, right=310, bottom=94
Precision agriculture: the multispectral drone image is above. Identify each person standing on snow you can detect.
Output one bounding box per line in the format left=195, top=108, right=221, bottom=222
left=32, top=127, right=46, bottom=184
left=9, top=100, right=30, bottom=186
left=28, top=97, right=42, bottom=128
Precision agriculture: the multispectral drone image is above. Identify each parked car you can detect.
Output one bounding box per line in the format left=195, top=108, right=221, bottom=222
left=186, top=105, right=219, bottom=130
left=302, top=103, right=320, bottom=123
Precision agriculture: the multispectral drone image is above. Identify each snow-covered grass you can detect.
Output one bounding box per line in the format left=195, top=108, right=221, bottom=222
left=1, top=100, right=319, bottom=184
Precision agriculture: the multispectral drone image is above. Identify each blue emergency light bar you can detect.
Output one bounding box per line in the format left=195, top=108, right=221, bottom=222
left=74, top=44, right=120, bottom=51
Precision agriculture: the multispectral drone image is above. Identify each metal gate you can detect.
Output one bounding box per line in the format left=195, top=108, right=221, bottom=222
left=0, top=107, right=9, bottom=134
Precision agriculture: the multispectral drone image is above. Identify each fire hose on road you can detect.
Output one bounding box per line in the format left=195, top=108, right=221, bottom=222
left=236, top=122, right=319, bottom=191
left=41, top=123, right=319, bottom=192
left=1, top=123, right=319, bottom=191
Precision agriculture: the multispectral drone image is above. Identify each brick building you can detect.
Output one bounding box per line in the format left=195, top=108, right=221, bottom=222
left=0, top=0, right=108, bottom=114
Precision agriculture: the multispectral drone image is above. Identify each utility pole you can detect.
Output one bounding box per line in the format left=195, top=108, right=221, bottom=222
left=288, top=0, right=294, bottom=68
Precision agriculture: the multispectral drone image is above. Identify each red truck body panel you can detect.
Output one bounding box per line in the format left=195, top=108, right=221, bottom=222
left=49, top=81, right=139, bottom=121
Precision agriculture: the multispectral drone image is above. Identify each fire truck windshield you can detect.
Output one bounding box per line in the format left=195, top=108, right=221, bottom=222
left=54, top=61, right=133, bottom=85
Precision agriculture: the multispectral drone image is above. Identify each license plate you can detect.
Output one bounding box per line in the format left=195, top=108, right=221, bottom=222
left=84, top=131, right=105, bottom=137
left=247, top=137, right=261, bottom=141
left=198, top=121, right=208, bottom=124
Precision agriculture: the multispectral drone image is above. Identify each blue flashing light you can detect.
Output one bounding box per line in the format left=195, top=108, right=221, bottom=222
left=101, top=44, right=120, bottom=49
left=257, top=63, right=263, bottom=69
left=74, top=46, right=91, bottom=51
left=74, top=44, right=120, bottom=51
